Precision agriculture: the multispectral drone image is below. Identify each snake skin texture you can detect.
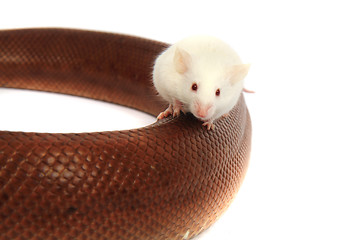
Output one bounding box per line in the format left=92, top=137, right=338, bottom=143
left=0, top=28, right=251, bottom=240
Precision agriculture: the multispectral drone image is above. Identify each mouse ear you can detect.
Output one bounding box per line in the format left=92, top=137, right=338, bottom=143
left=174, top=47, right=191, bottom=74
left=227, top=64, right=251, bottom=85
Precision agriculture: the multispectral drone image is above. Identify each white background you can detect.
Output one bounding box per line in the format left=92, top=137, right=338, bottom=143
left=1, top=0, right=360, bottom=239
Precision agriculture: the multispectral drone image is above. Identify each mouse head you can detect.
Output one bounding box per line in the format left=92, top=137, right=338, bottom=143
left=174, top=47, right=250, bottom=121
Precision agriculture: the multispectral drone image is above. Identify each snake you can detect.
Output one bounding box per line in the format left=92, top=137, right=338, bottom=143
left=0, top=28, right=252, bottom=240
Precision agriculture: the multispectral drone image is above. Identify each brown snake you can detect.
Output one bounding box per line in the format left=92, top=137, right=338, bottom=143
left=0, top=28, right=251, bottom=240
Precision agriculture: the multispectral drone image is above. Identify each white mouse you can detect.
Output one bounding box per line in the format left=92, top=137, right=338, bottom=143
left=152, top=35, right=251, bottom=130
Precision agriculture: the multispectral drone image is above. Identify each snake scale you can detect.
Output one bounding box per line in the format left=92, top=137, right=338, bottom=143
left=0, top=28, right=251, bottom=240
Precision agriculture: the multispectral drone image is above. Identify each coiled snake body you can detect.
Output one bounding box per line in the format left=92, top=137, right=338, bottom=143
left=0, top=29, right=251, bottom=240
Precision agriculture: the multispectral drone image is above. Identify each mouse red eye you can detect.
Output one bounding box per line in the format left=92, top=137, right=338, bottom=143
left=216, top=88, right=221, bottom=96
left=191, top=83, right=198, bottom=91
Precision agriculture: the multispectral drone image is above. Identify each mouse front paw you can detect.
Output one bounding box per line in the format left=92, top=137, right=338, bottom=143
left=157, top=104, right=173, bottom=120
left=202, top=121, right=215, bottom=130
left=172, top=100, right=183, bottom=118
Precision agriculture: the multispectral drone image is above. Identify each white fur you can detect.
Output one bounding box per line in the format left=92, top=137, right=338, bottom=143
left=153, top=35, right=249, bottom=123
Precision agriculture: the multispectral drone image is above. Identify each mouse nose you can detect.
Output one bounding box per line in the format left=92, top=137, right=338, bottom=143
left=196, top=104, right=212, bottom=118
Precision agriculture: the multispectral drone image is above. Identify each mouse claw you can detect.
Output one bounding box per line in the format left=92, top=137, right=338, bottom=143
left=202, top=121, right=215, bottom=130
